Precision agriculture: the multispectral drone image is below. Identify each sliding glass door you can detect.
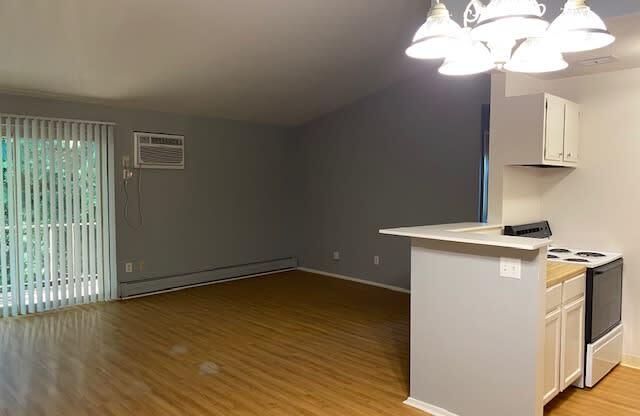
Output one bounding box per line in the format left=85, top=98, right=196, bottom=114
left=0, top=115, right=116, bottom=317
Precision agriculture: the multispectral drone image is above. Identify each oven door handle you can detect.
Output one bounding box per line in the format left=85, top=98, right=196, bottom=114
left=594, top=259, right=624, bottom=274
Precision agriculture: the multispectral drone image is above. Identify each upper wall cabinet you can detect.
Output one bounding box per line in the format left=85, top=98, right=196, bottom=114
left=497, top=93, right=581, bottom=167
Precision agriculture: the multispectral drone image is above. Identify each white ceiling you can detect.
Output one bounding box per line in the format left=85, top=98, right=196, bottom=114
left=0, top=0, right=639, bottom=126
left=536, top=12, right=640, bottom=80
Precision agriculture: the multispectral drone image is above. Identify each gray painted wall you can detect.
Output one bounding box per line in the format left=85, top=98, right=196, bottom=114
left=409, top=239, right=545, bottom=416
left=0, top=93, right=299, bottom=288
left=0, top=68, right=489, bottom=293
left=295, top=71, right=490, bottom=289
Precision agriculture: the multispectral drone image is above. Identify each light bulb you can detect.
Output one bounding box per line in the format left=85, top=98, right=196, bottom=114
left=548, top=0, right=615, bottom=53
left=406, top=2, right=462, bottom=60
left=504, top=37, right=569, bottom=73
left=439, top=29, right=496, bottom=76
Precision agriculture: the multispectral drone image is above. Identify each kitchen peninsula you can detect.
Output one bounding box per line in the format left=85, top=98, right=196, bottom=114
left=380, top=223, right=551, bottom=416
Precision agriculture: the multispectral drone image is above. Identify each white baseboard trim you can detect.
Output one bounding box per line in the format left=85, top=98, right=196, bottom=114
left=119, top=257, right=297, bottom=297
left=121, top=268, right=296, bottom=300
left=297, top=267, right=410, bottom=294
left=622, top=354, right=640, bottom=370
left=403, top=397, right=460, bottom=416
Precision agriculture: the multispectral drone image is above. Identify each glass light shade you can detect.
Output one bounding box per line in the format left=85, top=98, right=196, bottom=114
left=504, top=37, right=569, bottom=73
left=406, top=2, right=462, bottom=59
left=439, top=29, right=495, bottom=76
left=471, top=0, right=549, bottom=42
left=548, top=1, right=615, bottom=53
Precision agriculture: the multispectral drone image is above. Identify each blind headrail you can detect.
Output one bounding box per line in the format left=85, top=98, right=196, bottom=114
left=0, top=113, right=116, bottom=126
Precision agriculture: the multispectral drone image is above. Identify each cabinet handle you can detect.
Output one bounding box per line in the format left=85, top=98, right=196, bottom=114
left=567, top=153, right=572, bottom=157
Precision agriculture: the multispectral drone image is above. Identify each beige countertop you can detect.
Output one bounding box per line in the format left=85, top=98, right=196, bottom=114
left=379, top=223, right=551, bottom=251
left=546, top=262, right=587, bottom=288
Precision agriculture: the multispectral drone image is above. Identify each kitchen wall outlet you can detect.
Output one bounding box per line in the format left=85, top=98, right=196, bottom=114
left=122, top=155, right=130, bottom=168
left=374, top=255, right=380, bottom=266
left=125, top=262, right=133, bottom=273
left=500, top=257, right=522, bottom=279
left=333, top=251, right=340, bottom=261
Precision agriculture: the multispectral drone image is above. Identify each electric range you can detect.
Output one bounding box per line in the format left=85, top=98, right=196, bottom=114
left=504, top=221, right=624, bottom=388
left=547, top=247, right=622, bottom=268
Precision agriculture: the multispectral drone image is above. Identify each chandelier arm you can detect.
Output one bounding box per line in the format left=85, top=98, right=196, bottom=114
left=463, top=0, right=485, bottom=28
left=539, top=3, right=546, bottom=16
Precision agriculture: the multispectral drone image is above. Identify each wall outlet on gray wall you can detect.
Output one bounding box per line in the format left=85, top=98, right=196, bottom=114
left=125, top=262, right=133, bottom=273
left=374, top=255, right=380, bottom=266
left=333, top=251, right=340, bottom=261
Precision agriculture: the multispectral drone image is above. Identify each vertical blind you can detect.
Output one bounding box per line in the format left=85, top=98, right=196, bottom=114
left=0, top=115, right=116, bottom=317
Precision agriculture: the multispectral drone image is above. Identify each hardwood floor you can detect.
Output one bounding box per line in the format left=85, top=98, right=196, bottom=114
left=0, top=270, right=638, bottom=416
left=545, top=366, right=640, bottom=415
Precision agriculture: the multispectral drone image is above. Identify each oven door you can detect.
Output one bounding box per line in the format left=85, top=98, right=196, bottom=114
left=587, top=259, right=623, bottom=344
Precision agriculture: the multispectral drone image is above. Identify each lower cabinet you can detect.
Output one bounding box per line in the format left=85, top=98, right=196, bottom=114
left=561, top=296, right=585, bottom=390
left=544, top=308, right=562, bottom=404
left=544, top=274, right=586, bottom=405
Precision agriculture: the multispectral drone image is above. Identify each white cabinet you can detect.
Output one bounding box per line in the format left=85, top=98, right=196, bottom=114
left=544, top=274, right=586, bottom=405
left=544, top=308, right=562, bottom=405
left=561, top=296, right=585, bottom=390
left=496, top=93, right=581, bottom=167
left=563, top=101, right=581, bottom=164
left=544, top=94, right=566, bottom=163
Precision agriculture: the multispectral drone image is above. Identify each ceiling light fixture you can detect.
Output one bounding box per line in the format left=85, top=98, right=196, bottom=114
left=548, top=0, right=615, bottom=53
left=504, top=37, right=569, bottom=73
left=406, top=0, right=614, bottom=76
left=439, top=29, right=495, bottom=76
left=406, top=1, right=462, bottom=59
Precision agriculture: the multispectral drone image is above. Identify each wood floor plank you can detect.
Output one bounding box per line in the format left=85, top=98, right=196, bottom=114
left=0, top=270, right=637, bottom=416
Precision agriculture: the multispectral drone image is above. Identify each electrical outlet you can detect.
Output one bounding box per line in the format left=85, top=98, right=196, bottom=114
left=333, top=251, right=340, bottom=261
left=138, top=260, right=145, bottom=272
left=122, top=156, right=133, bottom=181
left=500, top=258, right=521, bottom=279
left=373, top=255, right=380, bottom=266
left=125, top=262, right=133, bottom=273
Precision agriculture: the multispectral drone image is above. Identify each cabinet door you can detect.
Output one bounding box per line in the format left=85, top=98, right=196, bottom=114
left=563, top=102, right=580, bottom=163
left=544, top=308, right=563, bottom=405
left=544, top=95, right=566, bottom=162
left=561, top=296, right=585, bottom=390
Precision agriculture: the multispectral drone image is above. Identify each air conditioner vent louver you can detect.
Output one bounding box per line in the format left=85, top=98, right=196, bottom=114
left=134, top=132, right=184, bottom=169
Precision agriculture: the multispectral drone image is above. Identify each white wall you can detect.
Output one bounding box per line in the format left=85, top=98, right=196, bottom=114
left=488, top=72, right=546, bottom=224
left=490, top=68, right=640, bottom=360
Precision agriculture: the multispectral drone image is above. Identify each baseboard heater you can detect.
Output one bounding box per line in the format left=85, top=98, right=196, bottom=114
left=118, top=257, right=298, bottom=298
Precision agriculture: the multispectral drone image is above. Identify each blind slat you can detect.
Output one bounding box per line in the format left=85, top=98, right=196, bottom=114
left=15, top=121, right=26, bottom=315
left=108, top=126, right=117, bottom=299
left=48, top=121, right=59, bottom=308
left=41, top=121, right=51, bottom=309
left=56, top=122, right=68, bottom=307
left=0, top=133, right=8, bottom=317
left=95, top=125, right=105, bottom=302
left=23, top=121, right=36, bottom=313
left=79, top=124, right=89, bottom=302
left=64, top=122, right=75, bottom=306
left=31, top=120, right=43, bottom=311
left=102, top=125, right=113, bottom=300
left=7, top=118, right=19, bottom=317
left=72, top=123, right=82, bottom=304
left=87, top=125, right=97, bottom=303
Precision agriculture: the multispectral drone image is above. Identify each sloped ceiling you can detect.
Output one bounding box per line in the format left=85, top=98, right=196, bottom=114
left=0, top=0, right=638, bottom=125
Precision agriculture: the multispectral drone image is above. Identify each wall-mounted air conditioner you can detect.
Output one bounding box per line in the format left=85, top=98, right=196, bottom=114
left=134, top=132, right=185, bottom=169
